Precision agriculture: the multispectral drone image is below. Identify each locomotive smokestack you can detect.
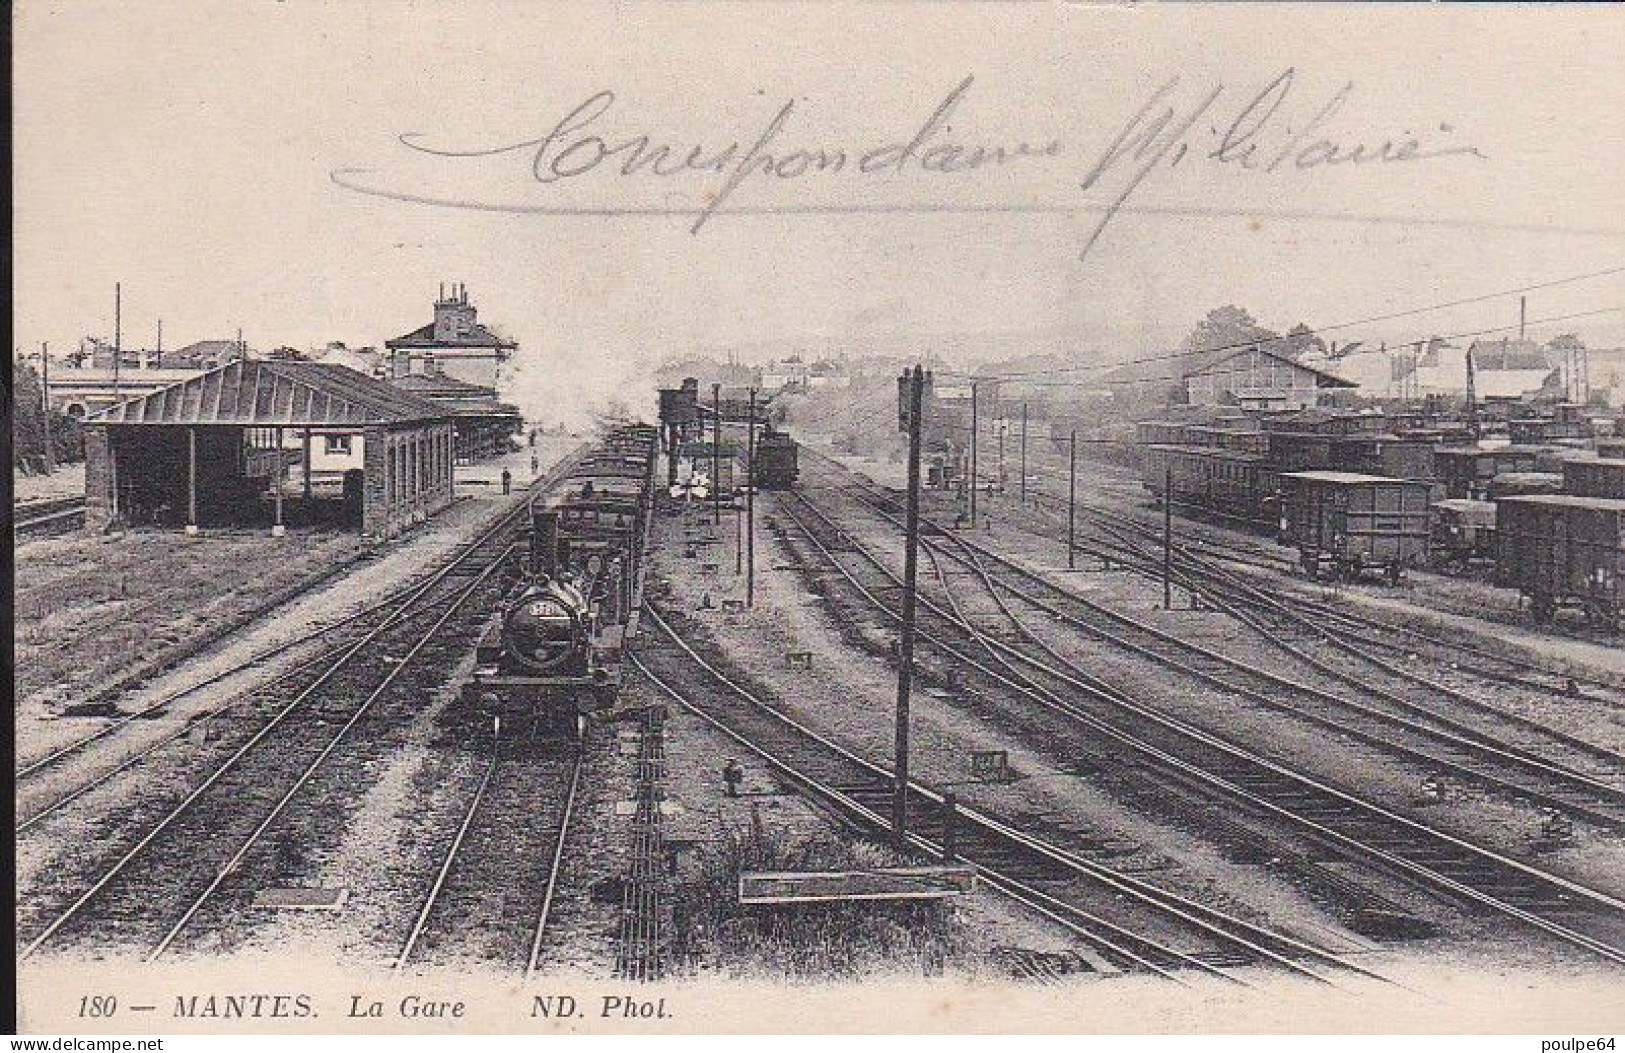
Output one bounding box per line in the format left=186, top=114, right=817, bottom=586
left=531, top=510, right=560, bottom=578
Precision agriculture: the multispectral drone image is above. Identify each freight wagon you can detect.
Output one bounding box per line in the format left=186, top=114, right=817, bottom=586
left=1141, top=445, right=1279, bottom=529
left=1261, top=410, right=1390, bottom=436
left=1509, top=418, right=1594, bottom=444
left=1433, top=447, right=1543, bottom=499
left=1280, top=471, right=1432, bottom=583
left=1432, top=499, right=1498, bottom=568
left=1496, top=495, right=1625, bottom=629
left=1563, top=458, right=1625, bottom=499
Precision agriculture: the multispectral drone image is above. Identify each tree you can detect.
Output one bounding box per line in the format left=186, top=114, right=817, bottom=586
left=1276, top=323, right=1327, bottom=360
left=12, top=359, right=85, bottom=469
left=1179, top=306, right=1281, bottom=357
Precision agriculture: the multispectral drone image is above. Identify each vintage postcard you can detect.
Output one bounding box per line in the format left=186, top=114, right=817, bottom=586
left=11, top=0, right=1625, bottom=1038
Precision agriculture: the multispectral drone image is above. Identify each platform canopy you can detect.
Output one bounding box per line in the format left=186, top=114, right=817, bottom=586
left=89, top=359, right=448, bottom=427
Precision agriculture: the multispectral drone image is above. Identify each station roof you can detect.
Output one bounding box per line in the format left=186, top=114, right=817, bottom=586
left=389, top=373, right=522, bottom=419
left=89, top=360, right=450, bottom=426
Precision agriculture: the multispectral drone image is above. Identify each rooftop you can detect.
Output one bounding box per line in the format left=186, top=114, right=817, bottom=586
left=89, top=360, right=449, bottom=426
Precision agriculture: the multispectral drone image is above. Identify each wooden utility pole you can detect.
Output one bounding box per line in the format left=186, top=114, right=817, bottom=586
left=747, top=388, right=757, bottom=608
left=1163, top=464, right=1174, bottom=609
left=40, top=343, right=55, bottom=474
left=1068, top=429, right=1077, bottom=570
left=1020, top=402, right=1028, bottom=506
left=186, top=427, right=198, bottom=535
left=969, top=381, right=979, bottom=527
left=894, top=365, right=925, bottom=845
left=711, top=382, right=722, bottom=526
left=112, top=282, right=122, bottom=403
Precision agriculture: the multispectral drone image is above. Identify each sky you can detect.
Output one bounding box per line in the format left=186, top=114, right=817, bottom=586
left=14, top=1, right=1625, bottom=421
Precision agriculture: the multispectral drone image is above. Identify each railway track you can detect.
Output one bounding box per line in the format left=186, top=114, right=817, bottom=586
left=771, top=467, right=1625, bottom=968
left=17, top=491, right=541, bottom=961
left=17, top=448, right=595, bottom=826
left=812, top=447, right=1625, bottom=750
left=15, top=495, right=88, bottom=539
left=1009, top=457, right=1625, bottom=705
left=394, top=722, right=583, bottom=975
left=633, top=608, right=1376, bottom=985
left=835, top=482, right=1625, bottom=830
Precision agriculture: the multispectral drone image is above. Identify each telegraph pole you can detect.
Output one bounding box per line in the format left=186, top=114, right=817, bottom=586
left=747, top=388, right=757, bottom=608
left=112, top=282, right=122, bottom=403
left=998, top=422, right=1006, bottom=496
left=1068, top=429, right=1077, bottom=570
left=40, top=343, right=55, bottom=474
left=1163, top=464, right=1174, bottom=609
left=969, top=381, right=979, bottom=527
left=711, top=382, right=722, bottom=526
left=1020, top=402, right=1028, bottom=506
left=893, top=365, right=925, bottom=845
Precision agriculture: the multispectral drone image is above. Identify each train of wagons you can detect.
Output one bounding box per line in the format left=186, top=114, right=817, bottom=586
left=1133, top=410, right=1625, bottom=629
left=461, top=422, right=660, bottom=738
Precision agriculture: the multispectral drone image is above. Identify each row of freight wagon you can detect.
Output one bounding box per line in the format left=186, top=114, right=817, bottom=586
left=1137, top=425, right=1625, bottom=630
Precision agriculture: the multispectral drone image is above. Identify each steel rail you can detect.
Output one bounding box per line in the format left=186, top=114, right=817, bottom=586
left=772, top=482, right=1625, bottom=967
left=396, top=725, right=503, bottom=970
left=144, top=551, right=509, bottom=962
left=638, top=607, right=1360, bottom=985
left=18, top=538, right=513, bottom=961
left=629, top=644, right=1215, bottom=984
left=526, top=752, right=585, bottom=980
left=839, top=482, right=1625, bottom=823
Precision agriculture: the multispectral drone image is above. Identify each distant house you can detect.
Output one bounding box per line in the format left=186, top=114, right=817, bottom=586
left=385, top=284, right=517, bottom=390
left=760, top=358, right=811, bottom=392
left=808, top=360, right=850, bottom=389
left=312, top=342, right=388, bottom=380
left=1465, top=337, right=1557, bottom=400
left=159, top=339, right=250, bottom=370
left=1105, top=345, right=1354, bottom=411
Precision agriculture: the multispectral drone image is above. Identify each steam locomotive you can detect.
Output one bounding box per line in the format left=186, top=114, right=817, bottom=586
left=460, top=423, right=658, bottom=738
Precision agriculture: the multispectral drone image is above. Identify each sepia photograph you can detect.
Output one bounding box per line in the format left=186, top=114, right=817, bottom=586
left=9, top=0, right=1625, bottom=1039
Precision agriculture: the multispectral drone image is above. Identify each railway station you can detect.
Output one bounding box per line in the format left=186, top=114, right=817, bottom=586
left=81, top=359, right=457, bottom=540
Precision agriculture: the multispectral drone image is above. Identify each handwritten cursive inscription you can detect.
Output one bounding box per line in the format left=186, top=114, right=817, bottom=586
left=397, top=75, right=1062, bottom=233
left=335, top=69, right=1485, bottom=257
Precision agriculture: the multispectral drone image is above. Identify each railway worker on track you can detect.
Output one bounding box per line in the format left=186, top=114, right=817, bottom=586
left=722, top=759, right=744, bottom=798
left=502, top=468, right=513, bottom=495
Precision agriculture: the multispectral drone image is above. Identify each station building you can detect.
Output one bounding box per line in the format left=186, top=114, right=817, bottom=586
left=385, top=284, right=517, bottom=390
left=84, top=360, right=456, bottom=541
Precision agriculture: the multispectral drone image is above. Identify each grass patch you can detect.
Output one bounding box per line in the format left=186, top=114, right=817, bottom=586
left=672, top=804, right=965, bottom=981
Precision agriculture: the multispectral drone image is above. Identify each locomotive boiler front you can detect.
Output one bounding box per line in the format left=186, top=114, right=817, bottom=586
left=499, top=577, right=590, bottom=675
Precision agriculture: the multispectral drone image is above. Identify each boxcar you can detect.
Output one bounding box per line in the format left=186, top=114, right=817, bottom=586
left=1432, top=499, right=1497, bottom=567
left=1266, top=431, right=1339, bottom=472
left=1496, top=495, right=1625, bottom=628
left=1433, top=447, right=1543, bottom=499
left=1597, top=438, right=1625, bottom=460
left=1564, top=458, right=1625, bottom=499
left=1280, top=471, right=1432, bottom=582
